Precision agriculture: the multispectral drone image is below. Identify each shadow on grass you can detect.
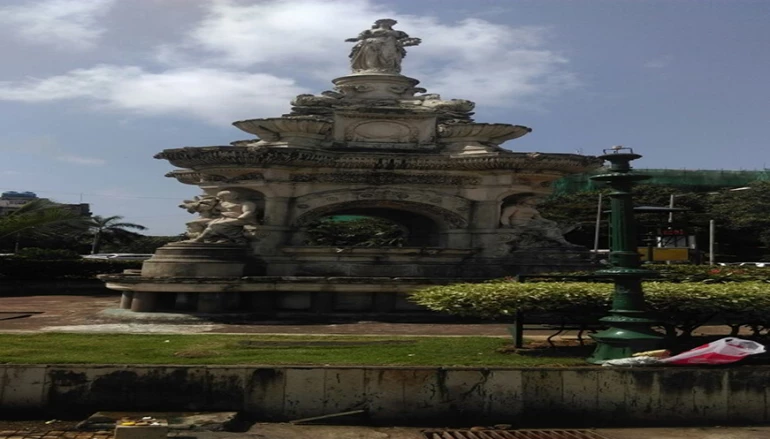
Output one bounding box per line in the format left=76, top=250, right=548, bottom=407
left=500, top=341, right=596, bottom=359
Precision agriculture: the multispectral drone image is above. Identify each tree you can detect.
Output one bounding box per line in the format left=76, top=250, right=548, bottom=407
left=101, top=235, right=183, bottom=253
left=538, top=185, right=712, bottom=250
left=305, top=217, right=406, bottom=247
left=705, top=181, right=770, bottom=261
left=88, top=215, right=147, bottom=254
left=0, top=199, right=90, bottom=248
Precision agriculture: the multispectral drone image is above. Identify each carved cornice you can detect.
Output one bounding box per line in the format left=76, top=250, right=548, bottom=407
left=155, top=147, right=603, bottom=174
left=290, top=172, right=480, bottom=185
left=165, top=169, right=264, bottom=185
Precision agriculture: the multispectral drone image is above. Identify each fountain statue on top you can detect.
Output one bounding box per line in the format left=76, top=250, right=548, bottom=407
left=345, top=19, right=421, bottom=74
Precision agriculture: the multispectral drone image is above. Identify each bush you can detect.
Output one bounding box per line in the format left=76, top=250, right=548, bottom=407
left=0, top=258, right=142, bottom=281
left=410, top=281, right=770, bottom=337
left=12, top=247, right=81, bottom=260
left=526, top=264, right=770, bottom=283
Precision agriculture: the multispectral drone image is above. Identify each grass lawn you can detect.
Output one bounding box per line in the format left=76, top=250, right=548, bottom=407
left=0, top=333, right=589, bottom=367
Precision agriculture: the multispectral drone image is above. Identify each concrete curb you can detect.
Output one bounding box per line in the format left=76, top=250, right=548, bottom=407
left=2, top=364, right=768, bottom=427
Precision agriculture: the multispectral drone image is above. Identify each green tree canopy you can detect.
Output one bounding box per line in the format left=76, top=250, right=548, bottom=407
left=88, top=215, right=147, bottom=254
left=0, top=199, right=90, bottom=241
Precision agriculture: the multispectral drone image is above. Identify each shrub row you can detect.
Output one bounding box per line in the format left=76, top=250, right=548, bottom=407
left=410, top=281, right=770, bottom=337
left=0, top=258, right=142, bottom=281
left=523, top=264, right=770, bottom=283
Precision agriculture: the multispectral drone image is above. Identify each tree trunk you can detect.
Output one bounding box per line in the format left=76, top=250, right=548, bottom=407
left=91, top=231, right=102, bottom=254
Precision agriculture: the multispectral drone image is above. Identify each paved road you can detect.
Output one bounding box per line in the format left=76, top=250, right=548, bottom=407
left=0, top=294, right=742, bottom=338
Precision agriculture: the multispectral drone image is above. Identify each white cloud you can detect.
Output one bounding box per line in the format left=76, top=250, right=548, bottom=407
left=0, top=65, right=307, bottom=124
left=644, top=55, right=673, bottom=69
left=0, top=0, right=577, bottom=122
left=0, top=135, right=105, bottom=166
left=0, top=0, right=115, bottom=51
left=56, top=155, right=106, bottom=166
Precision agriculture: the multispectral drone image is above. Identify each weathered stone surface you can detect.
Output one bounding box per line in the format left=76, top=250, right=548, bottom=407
left=5, top=365, right=770, bottom=427
left=0, top=366, right=47, bottom=409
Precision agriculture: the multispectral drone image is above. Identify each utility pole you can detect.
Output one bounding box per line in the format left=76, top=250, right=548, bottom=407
left=709, top=220, right=715, bottom=266
left=593, top=193, right=603, bottom=254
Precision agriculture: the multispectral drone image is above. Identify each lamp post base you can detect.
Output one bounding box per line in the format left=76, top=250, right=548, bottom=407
left=587, top=325, right=666, bottom=364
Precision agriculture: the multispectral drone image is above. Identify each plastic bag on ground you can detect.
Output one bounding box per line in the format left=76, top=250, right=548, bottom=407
left=602, top=356, right=662, bottom=367
left=660, top=337, right=766, bottom=365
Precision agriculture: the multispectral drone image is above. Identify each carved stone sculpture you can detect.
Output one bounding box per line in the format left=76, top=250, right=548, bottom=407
left=345, top=19, right=421, bottom=74
left=499, top=197, right=578, bottom=249
left=179, top=195, right=220, bottom=239
left=185, top=190, right=259, bottom=245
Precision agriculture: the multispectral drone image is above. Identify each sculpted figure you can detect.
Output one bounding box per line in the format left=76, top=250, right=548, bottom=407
left=179, top=195, right=220, bottom=239
left=187, top=190, right=258, bottom=244
left=345, top=19, right=421, bottom=74
left=500, top=196, right=577, bottom=248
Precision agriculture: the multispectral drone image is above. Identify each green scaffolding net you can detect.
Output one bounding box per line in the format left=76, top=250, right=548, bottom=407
left=552, top=168, right=770, bottom=194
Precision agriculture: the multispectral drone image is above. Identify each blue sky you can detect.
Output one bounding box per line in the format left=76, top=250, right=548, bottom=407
left=1, top=0, right=768, bottom=235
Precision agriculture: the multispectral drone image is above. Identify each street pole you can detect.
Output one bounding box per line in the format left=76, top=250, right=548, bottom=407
left=587, top=146, right=665, bottom=364
left=668, top=194, right=675, bottom=223
left=709, top=220, right=715, bottom=266
left=593, top=193, right=603, bottom=254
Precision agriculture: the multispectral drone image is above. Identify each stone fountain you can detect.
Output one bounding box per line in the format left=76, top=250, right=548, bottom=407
left=100, top=19, right=602, bottom=315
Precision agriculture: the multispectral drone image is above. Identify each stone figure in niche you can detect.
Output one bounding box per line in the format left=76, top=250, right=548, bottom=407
left=345, top=19, right=421, bottom=74
left=499, top=196, right=578, bottom=248
left=185, top=190, right=259, bottom=244
left=179, top=195, right=220, bottom=240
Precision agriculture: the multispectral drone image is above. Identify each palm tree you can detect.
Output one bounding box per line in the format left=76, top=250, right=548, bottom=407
left=88, top=215, right=148, bottom=254
left=0, top=199, right=90, bottom=244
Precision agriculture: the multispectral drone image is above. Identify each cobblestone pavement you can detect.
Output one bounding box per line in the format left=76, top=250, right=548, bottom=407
left=0, top=431, right=112, bottom=439
left=0, top=430, right=202, bottom=438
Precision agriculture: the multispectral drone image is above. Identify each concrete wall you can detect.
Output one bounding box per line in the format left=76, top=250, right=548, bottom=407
left=1, top=364, right=768, bottom=427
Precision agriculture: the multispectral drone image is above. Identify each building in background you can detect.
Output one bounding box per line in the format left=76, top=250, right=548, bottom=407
left=0, top=191, right=90, bottom=217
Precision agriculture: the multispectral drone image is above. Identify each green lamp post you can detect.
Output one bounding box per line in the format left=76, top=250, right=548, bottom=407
left=587, top=146, right=665, bottom=364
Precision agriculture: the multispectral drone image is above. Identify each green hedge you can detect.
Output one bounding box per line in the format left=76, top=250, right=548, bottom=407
left=523, top=264, right=770, bottom=283
left=0, top=258, right=141, bottom=281
left=410, top=281, right=770, bottom=337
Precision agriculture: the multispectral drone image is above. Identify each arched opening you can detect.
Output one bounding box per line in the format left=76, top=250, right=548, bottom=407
left=302, top=207, right=441, bottom=247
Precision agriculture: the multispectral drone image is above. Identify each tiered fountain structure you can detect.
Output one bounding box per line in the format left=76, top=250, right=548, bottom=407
left=100, top=19, right=602, bottom=315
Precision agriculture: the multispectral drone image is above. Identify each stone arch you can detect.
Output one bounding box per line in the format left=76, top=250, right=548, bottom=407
left=292, top=187, right=471, bottom=228
left=495, top=190, right=545, bottom=203
left=294, top=199, right=467, bottom=230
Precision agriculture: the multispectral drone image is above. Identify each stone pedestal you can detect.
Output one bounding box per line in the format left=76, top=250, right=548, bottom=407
left=113, top=242, right=263, bottom=312
left=141, top=242, right=262, bottom=277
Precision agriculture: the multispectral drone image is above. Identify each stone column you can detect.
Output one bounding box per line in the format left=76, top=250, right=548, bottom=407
left=130, top=292, right=158, bottom=312
left=120, top=291, right=134, bottom=309
left=256, top=197, right=293, bottom=255
left=468, top=200, right=504, bottom=256
left=263, top=196, right=291, bottom=226
left=470, top=200, right=500, bottom=229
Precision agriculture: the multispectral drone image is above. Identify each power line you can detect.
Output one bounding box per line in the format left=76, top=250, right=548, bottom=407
left=0, top=187, right=184, bottom=201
